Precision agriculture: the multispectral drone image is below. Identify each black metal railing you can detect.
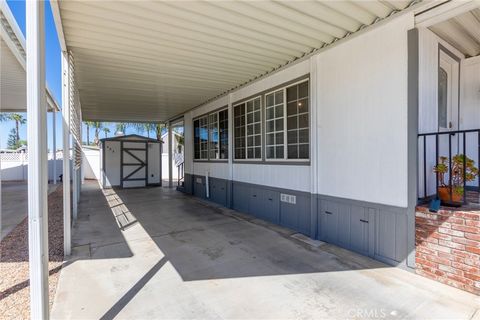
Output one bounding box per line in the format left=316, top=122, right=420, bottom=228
left=177, top=161, right=184, bottom=187
left=418, top=129, right=480, bottom=205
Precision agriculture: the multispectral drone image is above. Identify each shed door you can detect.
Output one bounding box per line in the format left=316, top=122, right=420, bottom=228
left=121, top=141, right=147, bottom=188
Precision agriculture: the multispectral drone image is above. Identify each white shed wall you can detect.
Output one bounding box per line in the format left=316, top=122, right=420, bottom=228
left=103, top=141, right=121, bottom=187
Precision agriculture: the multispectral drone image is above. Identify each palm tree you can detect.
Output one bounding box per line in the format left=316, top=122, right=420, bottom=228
left=0, top=113, right=8, bottom=122
left=84, top=121, right=95, bottom=145
left=8, top=113, right=26, bottom=144
left=115, top=123, right=128, bottom=135
left=103, top=127, right=110, bottom=138
left=92, top=122, right=103, bottom=145
left=143, top=123, right=154, bottom=138
left=155, top=123, right=164, bottom=141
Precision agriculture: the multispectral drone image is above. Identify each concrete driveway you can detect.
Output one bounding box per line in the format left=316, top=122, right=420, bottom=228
left=1, top=181, right=57, bottom=240
left=52, top=181, right=479, bottom=319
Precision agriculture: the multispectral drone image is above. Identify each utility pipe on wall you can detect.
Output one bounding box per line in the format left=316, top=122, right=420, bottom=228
left=205, top=171, right=210, bottom=198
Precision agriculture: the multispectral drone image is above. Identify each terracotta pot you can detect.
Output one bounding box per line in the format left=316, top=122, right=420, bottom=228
left=438, top=186, right=463, bottom=204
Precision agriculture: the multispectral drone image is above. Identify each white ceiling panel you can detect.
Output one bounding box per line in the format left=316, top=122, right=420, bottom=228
left=430, top=8, right=480, bottom=58
left=56, top=0, right=414, bottom=122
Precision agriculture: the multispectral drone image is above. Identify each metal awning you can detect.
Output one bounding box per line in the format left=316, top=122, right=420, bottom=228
left=53, top=0, right=415, bottom=122
left=0, top=0, right=59, bottom=112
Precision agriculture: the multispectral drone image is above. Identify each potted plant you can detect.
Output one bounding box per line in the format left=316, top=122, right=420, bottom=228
left=434, top=154, right=478, bottom=205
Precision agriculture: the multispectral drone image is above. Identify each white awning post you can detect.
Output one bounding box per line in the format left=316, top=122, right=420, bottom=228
left=26, top=1, right=50, bottom=318
left=72, top=146, right=78, bottom=220
left=168, top=122, right=173, bottom=188
left=53, top=110, right=57, bottom=184
left=62, top=51, right=71, bottom=256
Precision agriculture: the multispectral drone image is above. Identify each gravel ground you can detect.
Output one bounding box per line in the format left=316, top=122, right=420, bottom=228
left=0, top=185, right=64, bottom=319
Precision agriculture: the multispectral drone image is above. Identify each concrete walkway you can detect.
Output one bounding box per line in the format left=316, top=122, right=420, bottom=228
left=52, top=181, right=479, bottom=319
left=1, top=181, right=58, bottom=240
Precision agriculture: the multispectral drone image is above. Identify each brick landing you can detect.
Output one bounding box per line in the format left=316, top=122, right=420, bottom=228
left=416, top=206, right=480, bottom=295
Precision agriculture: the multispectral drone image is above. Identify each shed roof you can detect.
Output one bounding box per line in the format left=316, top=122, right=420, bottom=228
left=100, top=134, right=162, bottom=143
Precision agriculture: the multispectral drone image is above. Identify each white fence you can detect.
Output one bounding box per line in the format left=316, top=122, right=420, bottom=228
left=0, top=151, right=67, bottom=182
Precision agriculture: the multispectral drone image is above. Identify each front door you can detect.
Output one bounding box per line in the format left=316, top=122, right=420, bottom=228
left=438, top=49, right=460, bottom=133
left=438, top=48, right=460, bottom=159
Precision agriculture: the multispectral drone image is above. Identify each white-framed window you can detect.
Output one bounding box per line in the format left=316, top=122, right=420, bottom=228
left=234, top=96, right=262, bottom=160
left=194, top=108, right=228, bottom=160
left=265, top=80, right=309, bottom=161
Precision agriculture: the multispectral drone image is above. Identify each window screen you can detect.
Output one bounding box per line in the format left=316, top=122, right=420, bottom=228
left=209, top=112, right=219, bottom=159
left=246, top=97, right=262, bottom=159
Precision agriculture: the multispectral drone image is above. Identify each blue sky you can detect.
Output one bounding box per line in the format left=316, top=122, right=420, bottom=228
left=0, top=0, right=147, bottom=149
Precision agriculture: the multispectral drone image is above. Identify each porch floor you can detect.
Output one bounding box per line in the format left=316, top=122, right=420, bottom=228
left=51, top=181, right=480, bottom=319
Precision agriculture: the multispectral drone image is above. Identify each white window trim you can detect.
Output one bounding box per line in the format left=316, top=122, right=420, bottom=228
left=193, top=107, right=229, bottom=161
left=234, top=95, right=262, bottom=161
left=265, top=79, right=310, bottom=162
left=210, top=107, right=228, bottom=161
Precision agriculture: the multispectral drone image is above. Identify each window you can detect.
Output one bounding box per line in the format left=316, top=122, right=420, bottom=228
left=209, top=113, right=219, bottom=159
left=264, top=80, right=309, bottom=161
left=234, top=96, right=262, bottom=160
left=194, top=115, right=209, bottom=160
left=286, top=81, right=309, bottom=159
left=219, top=109, right=228, bottom=159
left=438, top=67, right=448, bottom=129
left=194, top=108, right=228, bottom=160
left=265, top=89, right=284, bottom=159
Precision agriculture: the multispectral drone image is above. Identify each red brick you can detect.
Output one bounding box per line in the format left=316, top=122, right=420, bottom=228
left=452, top=237, right=480, bottom=247
left=451, top=261, right=478, bottom=274
left=464, top=259, right=480, bottom=267
left=424, top=242, right=452, bottom=254
left=438, top=264, right=464, bottom=276
left=465, top=233, right=480, bottom=241
left=416, top=246, right=437, bottom=256
left=438, top=252, right=456, bottom=261
left=416, top=269, right=438, bottom=281
left=452, top=249, right=480, bottom=260
left=431, top=232, right=452, bottom=241
left=424, top=254, right=451, bottom=266
left=463, top=286, right=480, bottom=295
left=453, top=212, right=480, bottom=221
left=438, top=227, right=464, bottom=237
left=439, top=239, right=465, bottom=250
left=446, top=273, right=474, bottom=286
left=416, top=258, right=438, bottom=269
left=465, top=220, right=480, bottom=227
left=466, top=246, right=480, bottom=255
left=446, top=217, right=465, bottom=225
left=452, top=224, right=480, bottom=234
left=464, top=272, right=480, bottom=281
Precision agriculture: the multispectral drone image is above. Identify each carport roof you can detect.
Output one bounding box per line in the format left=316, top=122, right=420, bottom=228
left=53, top=0, right=417, bottom=122
left=0, top=0, right=59, bottom=112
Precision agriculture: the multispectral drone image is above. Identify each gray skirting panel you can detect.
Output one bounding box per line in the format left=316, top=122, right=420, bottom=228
left=182, top=173, right=410, bottom=269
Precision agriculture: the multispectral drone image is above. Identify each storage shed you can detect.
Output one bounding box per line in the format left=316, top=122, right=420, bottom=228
left=100, top=134, right=162, bottom=188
